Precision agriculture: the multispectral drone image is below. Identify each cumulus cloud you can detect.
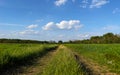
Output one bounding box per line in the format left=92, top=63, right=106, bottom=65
left=54, top=0, right=67, bottom=6
left=42, top=22, right=56, bottom=30
left=42, top=20, right=83, bottom=30
left=18, top=24, right=39, bottom=35
left=56, top=20, right=82, bottom=29
left=90, top=0, right=109, bottom=8
left=27, top=24, right=38, bottom=29
left=19, top=30, right=39, bottom=35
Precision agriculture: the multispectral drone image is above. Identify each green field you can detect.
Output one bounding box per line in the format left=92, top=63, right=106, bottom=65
left=1, top=43, right=120, bottom=75
left=65, top=44, right=120, bottom=73
left=0, top=43, right=57, bottom=70
left=41, top=45, right=85, bottom=75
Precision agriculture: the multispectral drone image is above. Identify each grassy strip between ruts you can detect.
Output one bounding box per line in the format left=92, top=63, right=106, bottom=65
left=65, top=44, right=120, bottom=74
left=0, top=43, right=58, bottom=72
left=41, top=45, right=85, bottom=75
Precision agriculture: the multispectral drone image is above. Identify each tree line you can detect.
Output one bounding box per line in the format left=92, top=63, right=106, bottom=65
left=0, top=39, right=56, bottom=44
left=0, top=33, right=120, bottom=44
left=66, top=33, right=120, bottom=44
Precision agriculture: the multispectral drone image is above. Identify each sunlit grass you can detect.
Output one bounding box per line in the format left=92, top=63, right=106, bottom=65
left=65, top=44, right=120, bottom=73
left=0, top=43, right=57, bottom=69
left=42, top=46, right=84, bottom=75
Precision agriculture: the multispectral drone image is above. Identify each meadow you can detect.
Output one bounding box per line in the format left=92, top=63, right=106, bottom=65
left=41, top=45, right=85, bottom=75
left=1, top=43, right=120, bottom=75
left=0, top=43, right=57, bottom=71
left=65, top=44, right=120, bottom=73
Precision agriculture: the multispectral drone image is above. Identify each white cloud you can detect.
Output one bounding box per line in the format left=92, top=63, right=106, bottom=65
left=54, top=0, right=109, bottom=8
left=27, top=24, right=38, bottom=29
left=90, top=0, right=109, bottom=8
left=42, top=20, right=83, bottom=30
left=19, top=30, right=39, bottom=35
left=18, top=24, right=39, bottom=35
left=103, top=25, right=120, bottom=30
left=42, top=22, right=56, bottom=30
left=54, top=0, right=67, bottom=6
left=56, top=20, right=82, bottom=29
left=112, top=8, right=120, bottom=14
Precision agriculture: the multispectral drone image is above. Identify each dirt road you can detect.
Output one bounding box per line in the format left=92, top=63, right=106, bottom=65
left=1, top=49, right=57, bottom=75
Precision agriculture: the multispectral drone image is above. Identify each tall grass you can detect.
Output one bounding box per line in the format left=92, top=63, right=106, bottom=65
left=0, top=43, right=57, bottom=70
left=65, top=44, right=120, bottom=73
left=42, top=46, right=84, bottom=75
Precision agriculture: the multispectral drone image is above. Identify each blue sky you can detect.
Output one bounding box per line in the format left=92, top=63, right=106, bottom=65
left=0, top=0, right=120, bottom=41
